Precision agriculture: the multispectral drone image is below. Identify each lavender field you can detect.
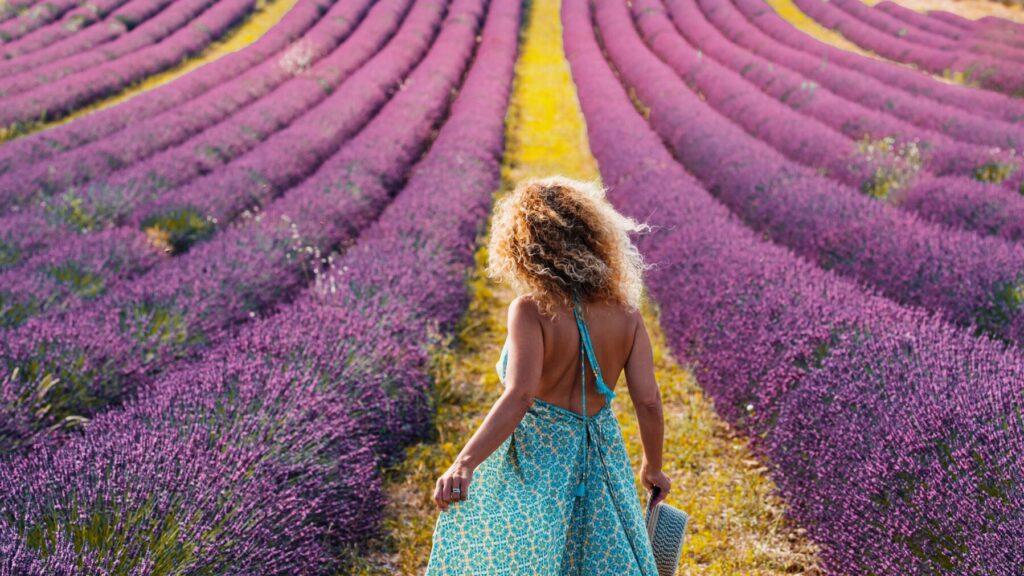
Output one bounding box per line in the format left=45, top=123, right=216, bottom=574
left=1, top=0, right=1023, bottom=572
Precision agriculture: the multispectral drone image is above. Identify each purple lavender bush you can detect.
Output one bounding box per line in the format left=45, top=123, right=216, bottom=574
left=565, top=0, right=1024, bottom=572
left=0, top=0, right=483, bottom=452
left=0, top=0, right=81, bottom=42
left=0, top=0, right=179, bottom=74
left=0, top=0, right=316, bottom=173
left=643, top=0, right=1024, bottom=239
left=598, top=0, right=1024, bottom=346
left=920, top=4, right=1024, bottom=48
left=791, top=0, right=1024, bottom=96
left=0, top=0, right=519, bottom=570
left=0, top=0, right=422, bottom=328
left=897, top=175, right=1024, bottom=243
left=731, top=0, right=1024, bottom=124
left=0, top=0, right=259, bottom=128
left=634, top=0, right=1022, bottom=199
left=834, top=0, right=1024, bottom=63
left=0, top=0, right=134, bottom=59
left=0, top=0, right=221, bottom=98
left=0, top=0, right=376, bottom=212
left=933, top=7, right=1024, bottom=45
left=684, top=0, right=1024, bottom=156
left=0, top=228, right=159, bottom=329
left=875, top=0, right=978, bottom=40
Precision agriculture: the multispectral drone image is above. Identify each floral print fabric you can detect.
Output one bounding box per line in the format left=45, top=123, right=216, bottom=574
left=426, top=317, right=659, bottom=575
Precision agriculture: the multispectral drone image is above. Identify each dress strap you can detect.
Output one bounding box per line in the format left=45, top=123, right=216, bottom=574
left=570, top=288, right=616, bottom=500
left=570, top=291, right=617, bottom=405
left=574, top=332, right=589, bottom=498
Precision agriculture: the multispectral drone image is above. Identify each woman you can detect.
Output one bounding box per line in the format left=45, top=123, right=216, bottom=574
left=425, top=176, right=670, bottom=575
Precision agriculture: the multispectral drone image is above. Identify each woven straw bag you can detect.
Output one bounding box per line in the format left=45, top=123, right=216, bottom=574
left=643, top=486, right=688, bottom=576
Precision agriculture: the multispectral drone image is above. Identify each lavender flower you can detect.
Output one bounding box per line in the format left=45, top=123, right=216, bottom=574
left=0, top=0, right=481, bottom=451
left=599, top=0, right=1024, bottom=347
left=0, top=0, right=520, bottom=570
left=564, top=1, right=1024, bottom=572
left=0, top=0, right=259, bottom=127
left=732, top=0, right=1024, bottom=124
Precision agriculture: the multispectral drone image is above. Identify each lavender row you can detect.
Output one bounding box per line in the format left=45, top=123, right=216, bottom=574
left=927, top=9, right=975, bottom=29
left=791, top=0, right=1024, bottom=96
left=882, top=0, right=1024, bottom=53
left=0, top=0, right=439, bottom=295
left=0, top=0, right=134, bottom=59
left=876, top=1, right=981, bottom=39
left=0, top=0, right=517, bottom=569
left=899, top=175, right=1024, bottom=243
left=837, top=0, right=1024, bottom=64
left=0, top=0, right=324, bottom=177
left=0, top=0, right=412, bottom=327
left=875, top=1, right=1024, bottom=51
left=689, top=0, right=1024, bottom=158
left=0, top=0, right=402, bottom=254
left=0, top=228, right=159, bottom=329
left=649, top=0, right=1024, bottom=240
left=813, top=0, right=1024, bottom=66
left=732, top=0, right=1024, bottom=125
left=0, top=0, right=221, bottom=98
left=0, top=0, right=80, bottom=42
left=0, top=0, right=479, bottom=451
left=0, top=0, right=260, bottom=128
left=933, top=7, right=1024, bottom=40
left=120, top=0, right=420, bottom=250
left=0, top=0, right=376, bottom=234
left=0, top=361, right=385, bottom=575
left=0, top=0, right=368, bottom=204
left=637, top=0, right=1021, bottom=203
left=601, top=0, right=1024, bottom=344
left=5, top=0, right=426, bottom=263
left=0, top=0, right=177, bottom=78
left=691, top=0, right=1024, bottom=159
left=567, top=1, right=1024, bottom=572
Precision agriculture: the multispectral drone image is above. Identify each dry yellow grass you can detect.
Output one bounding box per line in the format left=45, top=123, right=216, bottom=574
left=352, top=0, right=818, bottom=574
left=1, top=0, right=298, bottom=141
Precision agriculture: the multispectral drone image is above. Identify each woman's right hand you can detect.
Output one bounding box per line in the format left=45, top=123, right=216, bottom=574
left=641, top=464, right=671, bottom=506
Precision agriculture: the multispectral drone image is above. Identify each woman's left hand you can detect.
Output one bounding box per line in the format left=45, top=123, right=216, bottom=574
left=434, top=461, right=474, bottom=511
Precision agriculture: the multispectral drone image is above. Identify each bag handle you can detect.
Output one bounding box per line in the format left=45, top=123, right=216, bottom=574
left=647, top=485, right=661, bottom=514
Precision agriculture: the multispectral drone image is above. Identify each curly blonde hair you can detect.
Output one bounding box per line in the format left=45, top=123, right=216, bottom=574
left=487, top=176, right=650, bottom=317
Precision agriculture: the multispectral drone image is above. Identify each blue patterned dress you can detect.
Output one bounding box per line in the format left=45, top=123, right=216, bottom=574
left=425, top=299, right=660, bottom=575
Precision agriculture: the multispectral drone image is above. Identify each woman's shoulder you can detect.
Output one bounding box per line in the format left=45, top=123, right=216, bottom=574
left=509, top=293, right=541, bottom=313
left=507, top=294, right=544, bottom=326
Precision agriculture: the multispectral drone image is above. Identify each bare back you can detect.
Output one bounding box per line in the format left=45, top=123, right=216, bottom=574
left=510, top=296, right=642, bottom=417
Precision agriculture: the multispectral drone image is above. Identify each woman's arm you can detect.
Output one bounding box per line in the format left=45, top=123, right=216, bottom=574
left=433, top=296, right=543, bottom=510
left=624, top=312, right=671, bottom=505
